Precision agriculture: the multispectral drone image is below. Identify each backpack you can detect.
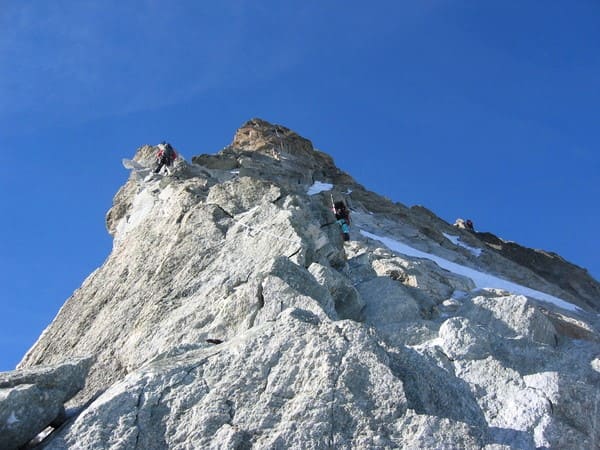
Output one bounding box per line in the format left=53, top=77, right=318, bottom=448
left=334, top=201, right=350, bottom=223
left=163, top=143, right=175, bottom=160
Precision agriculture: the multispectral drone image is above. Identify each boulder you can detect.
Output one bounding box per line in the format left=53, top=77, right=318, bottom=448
left=438, top=317, right=491, bottom=360
left=0, top=356, right=93, bottom=449
left=460, top=292, right=557, bottom=346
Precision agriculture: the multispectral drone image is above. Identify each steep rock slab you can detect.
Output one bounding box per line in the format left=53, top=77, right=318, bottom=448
left=0, top=357, right=93, bottom=449
left=17, top=169, right=343, bottom=404
left=18, top=163, right=345, bottom=405
left=43, top=311, right=423, bottom=450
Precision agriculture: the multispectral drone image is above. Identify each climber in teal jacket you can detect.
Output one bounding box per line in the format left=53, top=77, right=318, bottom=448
left=333, top=201, right=351, bottom=241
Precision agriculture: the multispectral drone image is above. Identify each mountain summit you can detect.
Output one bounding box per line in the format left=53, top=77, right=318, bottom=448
left=6, top=119, right=600, bottom=449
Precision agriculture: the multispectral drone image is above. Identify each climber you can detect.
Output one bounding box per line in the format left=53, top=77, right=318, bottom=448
left=153, top=141, right=178, bottom=174
left=332, top=200, right=351, bottom=241
left=454, top=218, right=475, bottom=231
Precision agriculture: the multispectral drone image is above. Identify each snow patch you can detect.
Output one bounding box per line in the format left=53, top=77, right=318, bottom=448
left=307, top=182, right=333, bottom=195
left=443, top=233, right=482, bottom=257
left=360, top=230, right=580, bottom=312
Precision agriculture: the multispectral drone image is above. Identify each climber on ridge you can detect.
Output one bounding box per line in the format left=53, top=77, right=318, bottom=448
left=153, top=141, right=178, bottom=175
left=454, top=218, right=474, bottom=231
left=332, top=199, right=351, bottom=241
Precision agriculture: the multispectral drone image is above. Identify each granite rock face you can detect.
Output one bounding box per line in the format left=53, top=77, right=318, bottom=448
left=475, top=231, right=600, bottom=311
left=16, top=119, right=600, bottom=449
left=0, top=356, right=93, bottom=450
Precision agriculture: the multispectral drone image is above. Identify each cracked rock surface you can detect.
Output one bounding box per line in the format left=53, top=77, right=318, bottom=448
left=15, top=119, right=600, bottom=449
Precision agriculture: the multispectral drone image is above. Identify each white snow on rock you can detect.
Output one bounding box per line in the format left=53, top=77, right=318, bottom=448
left=443, top=232, right=482, bottom=257
left=360, top=230, right=579, bottom=312
left=307, top=181, right=333, bottom=195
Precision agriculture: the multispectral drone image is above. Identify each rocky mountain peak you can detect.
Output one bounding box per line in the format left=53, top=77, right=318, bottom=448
left=3, top=119, right=600, bottom=449
left=232, top=118, right=313, bottom=156
left=192, top=118, right=348, bottom=192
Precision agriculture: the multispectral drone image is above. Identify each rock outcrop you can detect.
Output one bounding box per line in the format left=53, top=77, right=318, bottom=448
left=475, top=231, right=600, bottom=311
left=14, top=119, right=600, bottom=449
left=0, top=356, right=93, bottom=449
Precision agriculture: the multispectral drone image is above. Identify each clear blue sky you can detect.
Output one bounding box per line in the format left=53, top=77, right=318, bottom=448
left=1, top=2, right=599, bottom=371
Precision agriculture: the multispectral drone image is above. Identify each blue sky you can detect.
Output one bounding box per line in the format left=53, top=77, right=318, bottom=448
left=1, top=1, right=599, bottom=371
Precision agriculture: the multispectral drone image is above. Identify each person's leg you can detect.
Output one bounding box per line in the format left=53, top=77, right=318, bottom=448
left=154, top=155, right=169, bottom=174
left=341, top=221, right=350, bottom=234
left=153, top=162, right=164, bottom=174
left=166, top=156, right=177, bottom=175
left=342, top=221, right=350, bottom=241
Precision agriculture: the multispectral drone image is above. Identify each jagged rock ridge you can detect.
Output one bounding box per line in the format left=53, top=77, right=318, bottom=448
left=11, top=119, right=600, bottom=449
left=475, top=231, right=600, bottom=311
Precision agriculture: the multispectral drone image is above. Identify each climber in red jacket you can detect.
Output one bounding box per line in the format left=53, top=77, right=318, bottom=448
left=154, top=142, right=178, bottom=174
